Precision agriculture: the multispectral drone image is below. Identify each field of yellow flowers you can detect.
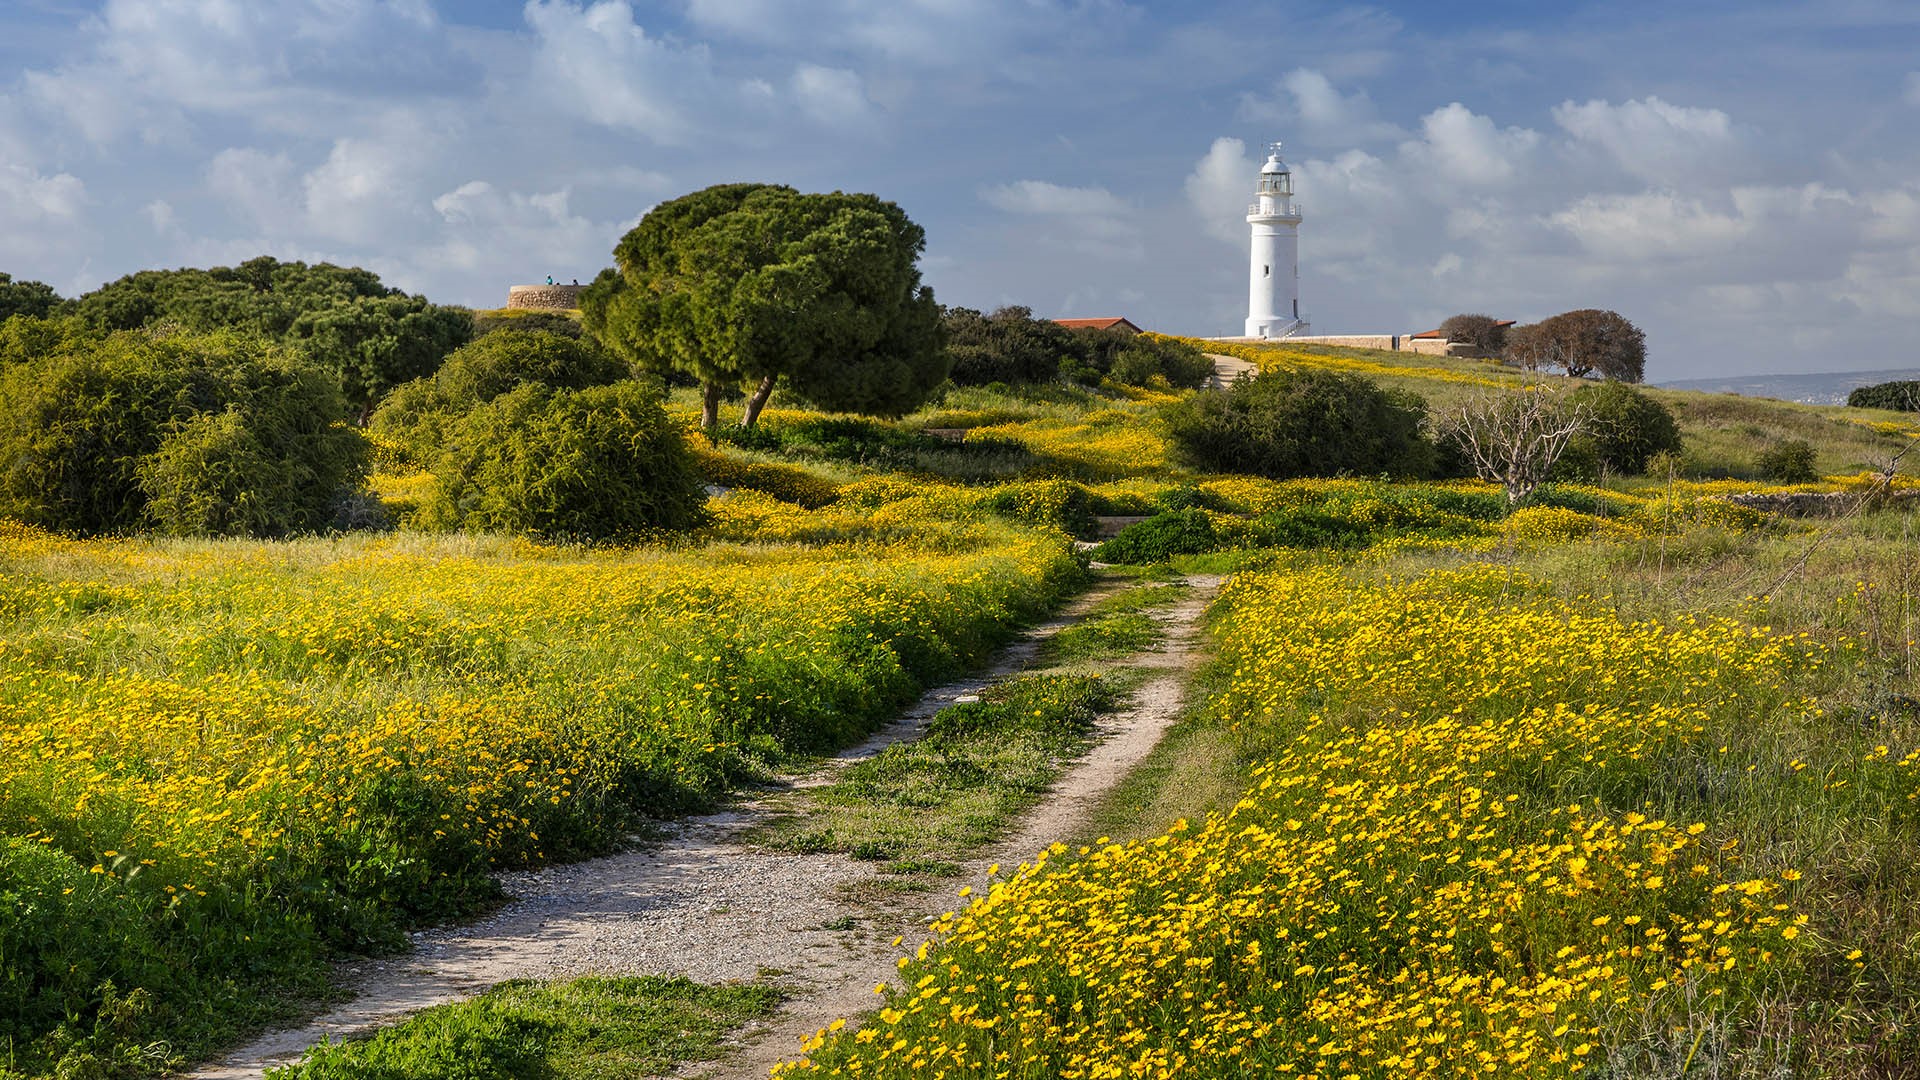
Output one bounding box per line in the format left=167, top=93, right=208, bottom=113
left=787, top=548, right=1920, bottom=1077
left=0, top=493, right=1079, bottom=1071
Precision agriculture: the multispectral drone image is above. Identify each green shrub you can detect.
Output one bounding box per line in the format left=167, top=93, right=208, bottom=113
left=1160, top=368, right=1435, bottom=479
left=371, top=331, right=629, bottom=468
left=421, top=382, right=706, bottom=541
left=1847, top=380, right=1920, bottom=412
left=1105, top=337, right=1215, bottom=390
left=470, top=308, right=584, bottom=340
left=139, top=410, right=301, bottom=537
left=1756, top=439, right=1819, bottom=483
left=1568, top=381, right=1681, bottom=475
left=942, top=306, right=1074, bottom=386
left=435, top=330, right=627, bottom=407
left=975, top=480, right=1098, bottom=538
left=0, top=329, right=366, bottom=536
left=1092, top=509, right=1219, bottom=564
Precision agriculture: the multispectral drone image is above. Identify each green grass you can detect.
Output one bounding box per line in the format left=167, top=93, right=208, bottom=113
left=1062, top=508, right=1920, bottom=1073
left=267, top=976, right=780, bottom=1080
left=753, top=673, right=1115, bottom=867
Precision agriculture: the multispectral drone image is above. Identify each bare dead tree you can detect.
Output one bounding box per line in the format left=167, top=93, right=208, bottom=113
left=1438, top=385, right=1592, bottom=505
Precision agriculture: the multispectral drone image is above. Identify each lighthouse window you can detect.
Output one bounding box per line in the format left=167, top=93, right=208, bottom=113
left=1263, top=265, right=1270, bottom=277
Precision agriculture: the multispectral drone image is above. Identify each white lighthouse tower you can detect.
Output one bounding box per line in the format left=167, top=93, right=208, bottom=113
left=1245, top=143, right=1306, bottom=339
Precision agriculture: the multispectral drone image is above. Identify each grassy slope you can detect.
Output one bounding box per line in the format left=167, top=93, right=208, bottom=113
left=1185, top=339, right=1920, bottom=482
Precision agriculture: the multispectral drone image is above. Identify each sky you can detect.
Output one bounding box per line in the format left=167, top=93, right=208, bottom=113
left=1, top=1, right=1918, bottom=380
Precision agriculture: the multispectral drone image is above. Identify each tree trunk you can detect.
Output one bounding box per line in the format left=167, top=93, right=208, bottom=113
left=700, top=380, right=722, bottom=432
left=740, top=374, right=778, bottom=428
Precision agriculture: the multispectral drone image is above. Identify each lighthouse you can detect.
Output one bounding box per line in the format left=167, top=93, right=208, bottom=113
left=1245, top=143, right=1306, bottom=339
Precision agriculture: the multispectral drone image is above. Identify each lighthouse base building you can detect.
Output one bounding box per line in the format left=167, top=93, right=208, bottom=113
left=1245, top=143, right=1307, bottom=339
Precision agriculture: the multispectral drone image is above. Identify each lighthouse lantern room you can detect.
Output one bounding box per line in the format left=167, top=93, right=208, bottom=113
left=1245, top=142, right=1306, bottom=339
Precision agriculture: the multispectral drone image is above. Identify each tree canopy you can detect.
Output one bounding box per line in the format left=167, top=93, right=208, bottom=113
left=582, top=183, right=946, bottom=428
left=1504, top=309, right=1646, bottom=382
left=70, top=256, right=471, bottom=420
left=0, top=272, right=62, bottom=322
left=1161, top=368, right=1435, bottom=479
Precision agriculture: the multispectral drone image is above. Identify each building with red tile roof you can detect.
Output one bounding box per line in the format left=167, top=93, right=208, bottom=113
left=1053, top=317, right=1142, bottom=334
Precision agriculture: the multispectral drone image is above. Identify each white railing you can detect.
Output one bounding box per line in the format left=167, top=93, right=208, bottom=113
left=1246, top=201, right=1303, bottom=218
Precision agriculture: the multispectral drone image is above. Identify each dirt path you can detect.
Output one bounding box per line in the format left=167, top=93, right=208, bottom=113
left=1206, top=353, right=1257, bottom=389
left=194, top=575, right=1218, bottom=1080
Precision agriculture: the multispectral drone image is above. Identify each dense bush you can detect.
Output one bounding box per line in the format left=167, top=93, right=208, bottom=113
left=1103, top=336, right=1214, bottom=390
left=419, top=382, right=706, bottom=541
left=1567, top=381, right=1682, bottom=476
left=1160, top=368, right=1434, bottom=479
left=1091, top=509, right=1218, bottom=564
left=1756, top=439, right=1819, bottom=483
left=942, top=309, right=1210, bottom=391
left=0, top=329, right=366, bottom=536
left=471, top=308, right=585, bottom=340
left=1847, top=380, right=1920, bottom=412
left=371, top=330, right=628, bottom=466
left=975, top=479, right=1099, bottom=538
left=943, top=306, right=1077, bottom=386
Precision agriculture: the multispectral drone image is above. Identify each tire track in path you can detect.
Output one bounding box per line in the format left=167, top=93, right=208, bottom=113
left=195, top=574, right=1218, bottom=1080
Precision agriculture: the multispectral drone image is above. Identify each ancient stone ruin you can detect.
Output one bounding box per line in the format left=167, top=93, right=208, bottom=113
left=505, top=284, right=585, bottom=310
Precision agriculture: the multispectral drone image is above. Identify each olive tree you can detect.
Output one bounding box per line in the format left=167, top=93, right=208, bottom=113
left=582, top=183, right=947, bottom=429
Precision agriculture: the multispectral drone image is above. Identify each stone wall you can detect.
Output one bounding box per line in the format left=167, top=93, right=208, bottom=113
left=1721, top=490, right=1920, bottom=517
left=505, top=284, right=585, bottom=311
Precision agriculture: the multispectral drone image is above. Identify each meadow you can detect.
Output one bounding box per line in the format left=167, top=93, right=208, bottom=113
left=783, top=502, right=1920, bottom=1078
left=7, top=333, right=1920, bottom=1078
left=0, top=495, right=1079, bottom=1073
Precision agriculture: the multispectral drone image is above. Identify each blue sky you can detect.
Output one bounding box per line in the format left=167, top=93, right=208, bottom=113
left=1, top=1, right=1917, bottom=379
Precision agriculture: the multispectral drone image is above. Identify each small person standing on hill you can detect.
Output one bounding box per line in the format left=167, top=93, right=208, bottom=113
left=545, top=275, right=554, bottom=285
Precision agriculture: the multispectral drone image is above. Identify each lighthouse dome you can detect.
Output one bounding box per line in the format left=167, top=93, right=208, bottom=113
left=1260, top=147, right=1289, bottom=175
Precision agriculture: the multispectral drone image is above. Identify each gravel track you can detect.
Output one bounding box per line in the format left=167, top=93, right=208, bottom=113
left=193, top=575, right=1218, bottom=1080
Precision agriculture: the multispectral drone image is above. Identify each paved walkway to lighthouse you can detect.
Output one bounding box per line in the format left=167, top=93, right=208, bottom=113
left=1205, top=353, right=1258, bottom=389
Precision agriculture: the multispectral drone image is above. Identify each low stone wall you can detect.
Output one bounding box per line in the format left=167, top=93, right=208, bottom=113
left=1722, top=490, right=1920, bottom=517
left=1286, top=334, right=1398, bottom=351
left=506, top=284, right=585, bottom=311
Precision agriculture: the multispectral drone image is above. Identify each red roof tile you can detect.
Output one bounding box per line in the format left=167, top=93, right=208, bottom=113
left=1053, top=317, right=1142, bottom=333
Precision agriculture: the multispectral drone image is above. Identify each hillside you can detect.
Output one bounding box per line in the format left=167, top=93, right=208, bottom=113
left=1659, top=367, right=1920, bottom=405
left=1174, top=336, right=1920, bottom=483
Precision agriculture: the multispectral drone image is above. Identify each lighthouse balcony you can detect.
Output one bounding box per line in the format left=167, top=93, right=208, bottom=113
left=1245, top=201, right=1303, bottom=220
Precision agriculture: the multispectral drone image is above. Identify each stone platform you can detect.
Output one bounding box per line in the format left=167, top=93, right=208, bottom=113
left=505, top=284, right=584, bottom=311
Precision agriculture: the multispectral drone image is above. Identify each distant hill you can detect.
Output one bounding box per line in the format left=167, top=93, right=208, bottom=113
left=1657, top=368, right=1920, bottom=405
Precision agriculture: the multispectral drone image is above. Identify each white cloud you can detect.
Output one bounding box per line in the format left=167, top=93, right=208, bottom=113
left=1400, top=103, right=1541, bottom=187
left=1550, top=191, right=1749, bottom=260
left=0, top=165, right=85, bottom=222
left=23, top=0, right=459, bottom=144
left=424, top=180, right=603, bottom=277
left=207, top=147, right=298, bottom=233
left=682, top=0, right=1097, bottom=67
left=981, top=179, right=1140, bottom=259
left=0, top=165, right=88, bottom=260
left=524, top=0, right=722, bottom=143
left=143, top=200, right=177, bottom=234
left=1552, top=96, right=1743, bottom=184
left=1906, top=72, right=1920, bottom=106
left=1183, top=136, right=1255, bottom=244
left=982, top=180, right=1130, bottom=217
left=1238, top=69, right=1403, bottom=145
left=791, top=65, right=875, bottom=130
